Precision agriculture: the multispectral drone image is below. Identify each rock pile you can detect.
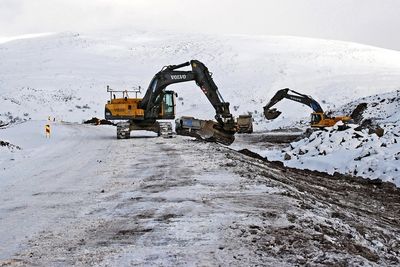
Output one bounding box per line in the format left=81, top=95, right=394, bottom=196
left=280, top=123, right=400, bottom=185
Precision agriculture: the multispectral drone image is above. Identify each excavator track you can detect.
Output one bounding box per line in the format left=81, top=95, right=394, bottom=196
left=158, top=122, right=173, bottom=138
left=116, top=122, right=131, bottom=139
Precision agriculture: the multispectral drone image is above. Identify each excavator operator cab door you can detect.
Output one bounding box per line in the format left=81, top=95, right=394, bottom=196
left=160, top=90, right=176, bottom=119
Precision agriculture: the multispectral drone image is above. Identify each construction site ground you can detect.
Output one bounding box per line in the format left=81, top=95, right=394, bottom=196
left=0, top=122, right=399, bottom=266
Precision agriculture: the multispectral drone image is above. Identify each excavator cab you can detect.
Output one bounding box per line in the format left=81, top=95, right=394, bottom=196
left=159, top=90, right=176, bottom=119
left=310, top=112, right=323, bottom=126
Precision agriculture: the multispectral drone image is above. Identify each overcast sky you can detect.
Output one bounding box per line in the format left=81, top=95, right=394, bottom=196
left=0, top=0, right=399, bottom=50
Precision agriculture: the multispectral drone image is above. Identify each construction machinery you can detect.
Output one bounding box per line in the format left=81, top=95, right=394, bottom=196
left=175, top=116, right=219, bottom=141
left=105, top=60, right=236, bottom=145
left=175, top=114, right=252, bottom=142
left=263, top=88, right=351, bottom=127
left=236, top=114, right=253, bottom=133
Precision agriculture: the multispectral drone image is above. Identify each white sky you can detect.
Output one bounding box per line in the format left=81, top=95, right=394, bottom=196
left=0, top=0, right=399, bottom=50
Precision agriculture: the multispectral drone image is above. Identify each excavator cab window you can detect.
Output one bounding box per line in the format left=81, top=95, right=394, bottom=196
left=161, top=91, right=175, bottom=119
left=311, top=113, right=322, bottom=125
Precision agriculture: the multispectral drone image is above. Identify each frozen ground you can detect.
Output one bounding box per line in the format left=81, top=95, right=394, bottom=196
left=0, top=121, right=399, bottom=266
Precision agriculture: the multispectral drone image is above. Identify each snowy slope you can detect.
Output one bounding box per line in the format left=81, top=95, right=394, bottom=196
left=264, top=123, right=400, bottom=186
left=1, top=30, right=400, bottom=128
left=335, top=89, right=400, bottom=124
left=262, top=89, right=400, bottom=186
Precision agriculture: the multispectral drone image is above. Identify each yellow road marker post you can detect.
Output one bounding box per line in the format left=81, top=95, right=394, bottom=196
left=45, top=124, right=51, bottom=138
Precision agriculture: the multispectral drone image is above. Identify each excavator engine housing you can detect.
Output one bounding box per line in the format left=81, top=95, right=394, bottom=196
left=311, top=112, right=352, bottom=128
left=105, top=90, right=176, bottom=120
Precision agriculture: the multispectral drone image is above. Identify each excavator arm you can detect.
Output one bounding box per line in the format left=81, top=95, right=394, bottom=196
left=140, top=60, right=235, bottom=132
left=263, top=88, right=323, bottom=120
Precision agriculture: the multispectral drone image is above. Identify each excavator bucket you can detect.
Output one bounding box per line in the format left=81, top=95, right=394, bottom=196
left=197, top=120, right=216, bottom=139
left=198, top=121, right=235, bottom=145
left=175, top=117, right=235, bottom=145
left=264, top=108, right=282, bottom=120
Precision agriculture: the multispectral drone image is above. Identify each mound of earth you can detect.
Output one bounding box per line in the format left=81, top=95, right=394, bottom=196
left=83, top=117, right=115, bottom=125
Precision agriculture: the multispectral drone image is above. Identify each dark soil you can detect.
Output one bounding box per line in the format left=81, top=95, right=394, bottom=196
left=83, top=117, right=115, bottom=125
left=0, top=140, right=21, bottom=150
left=350, top=102, right=368, bottom=124
left=230, top=148, right=400, bottom=265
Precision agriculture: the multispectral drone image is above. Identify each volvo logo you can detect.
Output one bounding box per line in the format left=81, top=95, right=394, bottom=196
left=288, top=96, right=303, bottom=102
left=170, top=75, right=187, bottom=80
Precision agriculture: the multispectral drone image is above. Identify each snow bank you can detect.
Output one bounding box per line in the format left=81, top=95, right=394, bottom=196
left=336, top=89, right=400, bottom=124
left=265, top=123, right=400, bottom=186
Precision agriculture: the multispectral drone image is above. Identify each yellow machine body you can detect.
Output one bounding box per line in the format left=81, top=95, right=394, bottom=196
left=311, top=112, right=352, bottom=128
left=104, top=90, right=176, bottom=121
left=105, top=98, right=145, bottom=120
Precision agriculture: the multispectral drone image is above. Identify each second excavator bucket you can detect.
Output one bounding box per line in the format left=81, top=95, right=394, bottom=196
left=264, top=108, right=282, bottom=120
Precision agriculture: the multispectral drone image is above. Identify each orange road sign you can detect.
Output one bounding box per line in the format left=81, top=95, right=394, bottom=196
left=45, top=124, right=51, bottom=137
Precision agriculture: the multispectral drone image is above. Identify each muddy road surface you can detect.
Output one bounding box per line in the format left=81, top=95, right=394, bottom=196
left=0, top=124, right=399, bottom=266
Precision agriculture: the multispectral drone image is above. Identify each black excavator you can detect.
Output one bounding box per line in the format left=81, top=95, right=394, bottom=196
left=263, top=88, right=351, bottom=127
left=105, top=60, right=237, bottom=145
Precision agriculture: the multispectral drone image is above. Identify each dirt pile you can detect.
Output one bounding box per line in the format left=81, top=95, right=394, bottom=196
left=238, top=148, right=267, bottom=161
left=230, top=146, right=400, bottom=266
left=83, top=117, right=115, bottom=125
left=350, top=102, right=368, bottom=123
left=337, top=89, right=400, bottom=125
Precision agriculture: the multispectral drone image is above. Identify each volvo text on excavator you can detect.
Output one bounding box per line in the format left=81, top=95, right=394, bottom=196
left=104, top=60, right=237, bottom=145
left=263, top=88, right=351, bottom=127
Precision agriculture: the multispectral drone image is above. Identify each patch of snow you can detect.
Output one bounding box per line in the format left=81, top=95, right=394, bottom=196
left=0, top=32, right=55, bottom=44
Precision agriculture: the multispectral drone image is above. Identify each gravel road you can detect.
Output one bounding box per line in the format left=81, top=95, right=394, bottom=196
left=1, top=123, right=399, bottom=266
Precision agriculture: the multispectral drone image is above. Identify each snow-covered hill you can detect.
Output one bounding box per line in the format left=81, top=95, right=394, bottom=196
left=262, top=89, right=400, bottom=186
left=336, top=90, right=400, bottom=125
left=1, top=30, right=400, bottom=128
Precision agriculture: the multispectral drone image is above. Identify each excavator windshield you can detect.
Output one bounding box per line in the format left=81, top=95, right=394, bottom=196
left=310, top=113, right=322, bottom=125
left=160, top=91, right=175, bottom=119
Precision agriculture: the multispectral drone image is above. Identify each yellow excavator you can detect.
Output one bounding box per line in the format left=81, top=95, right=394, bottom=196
left=263, top=88, right=351, bottom=127
left=105, top=60, right=237, bottom=145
